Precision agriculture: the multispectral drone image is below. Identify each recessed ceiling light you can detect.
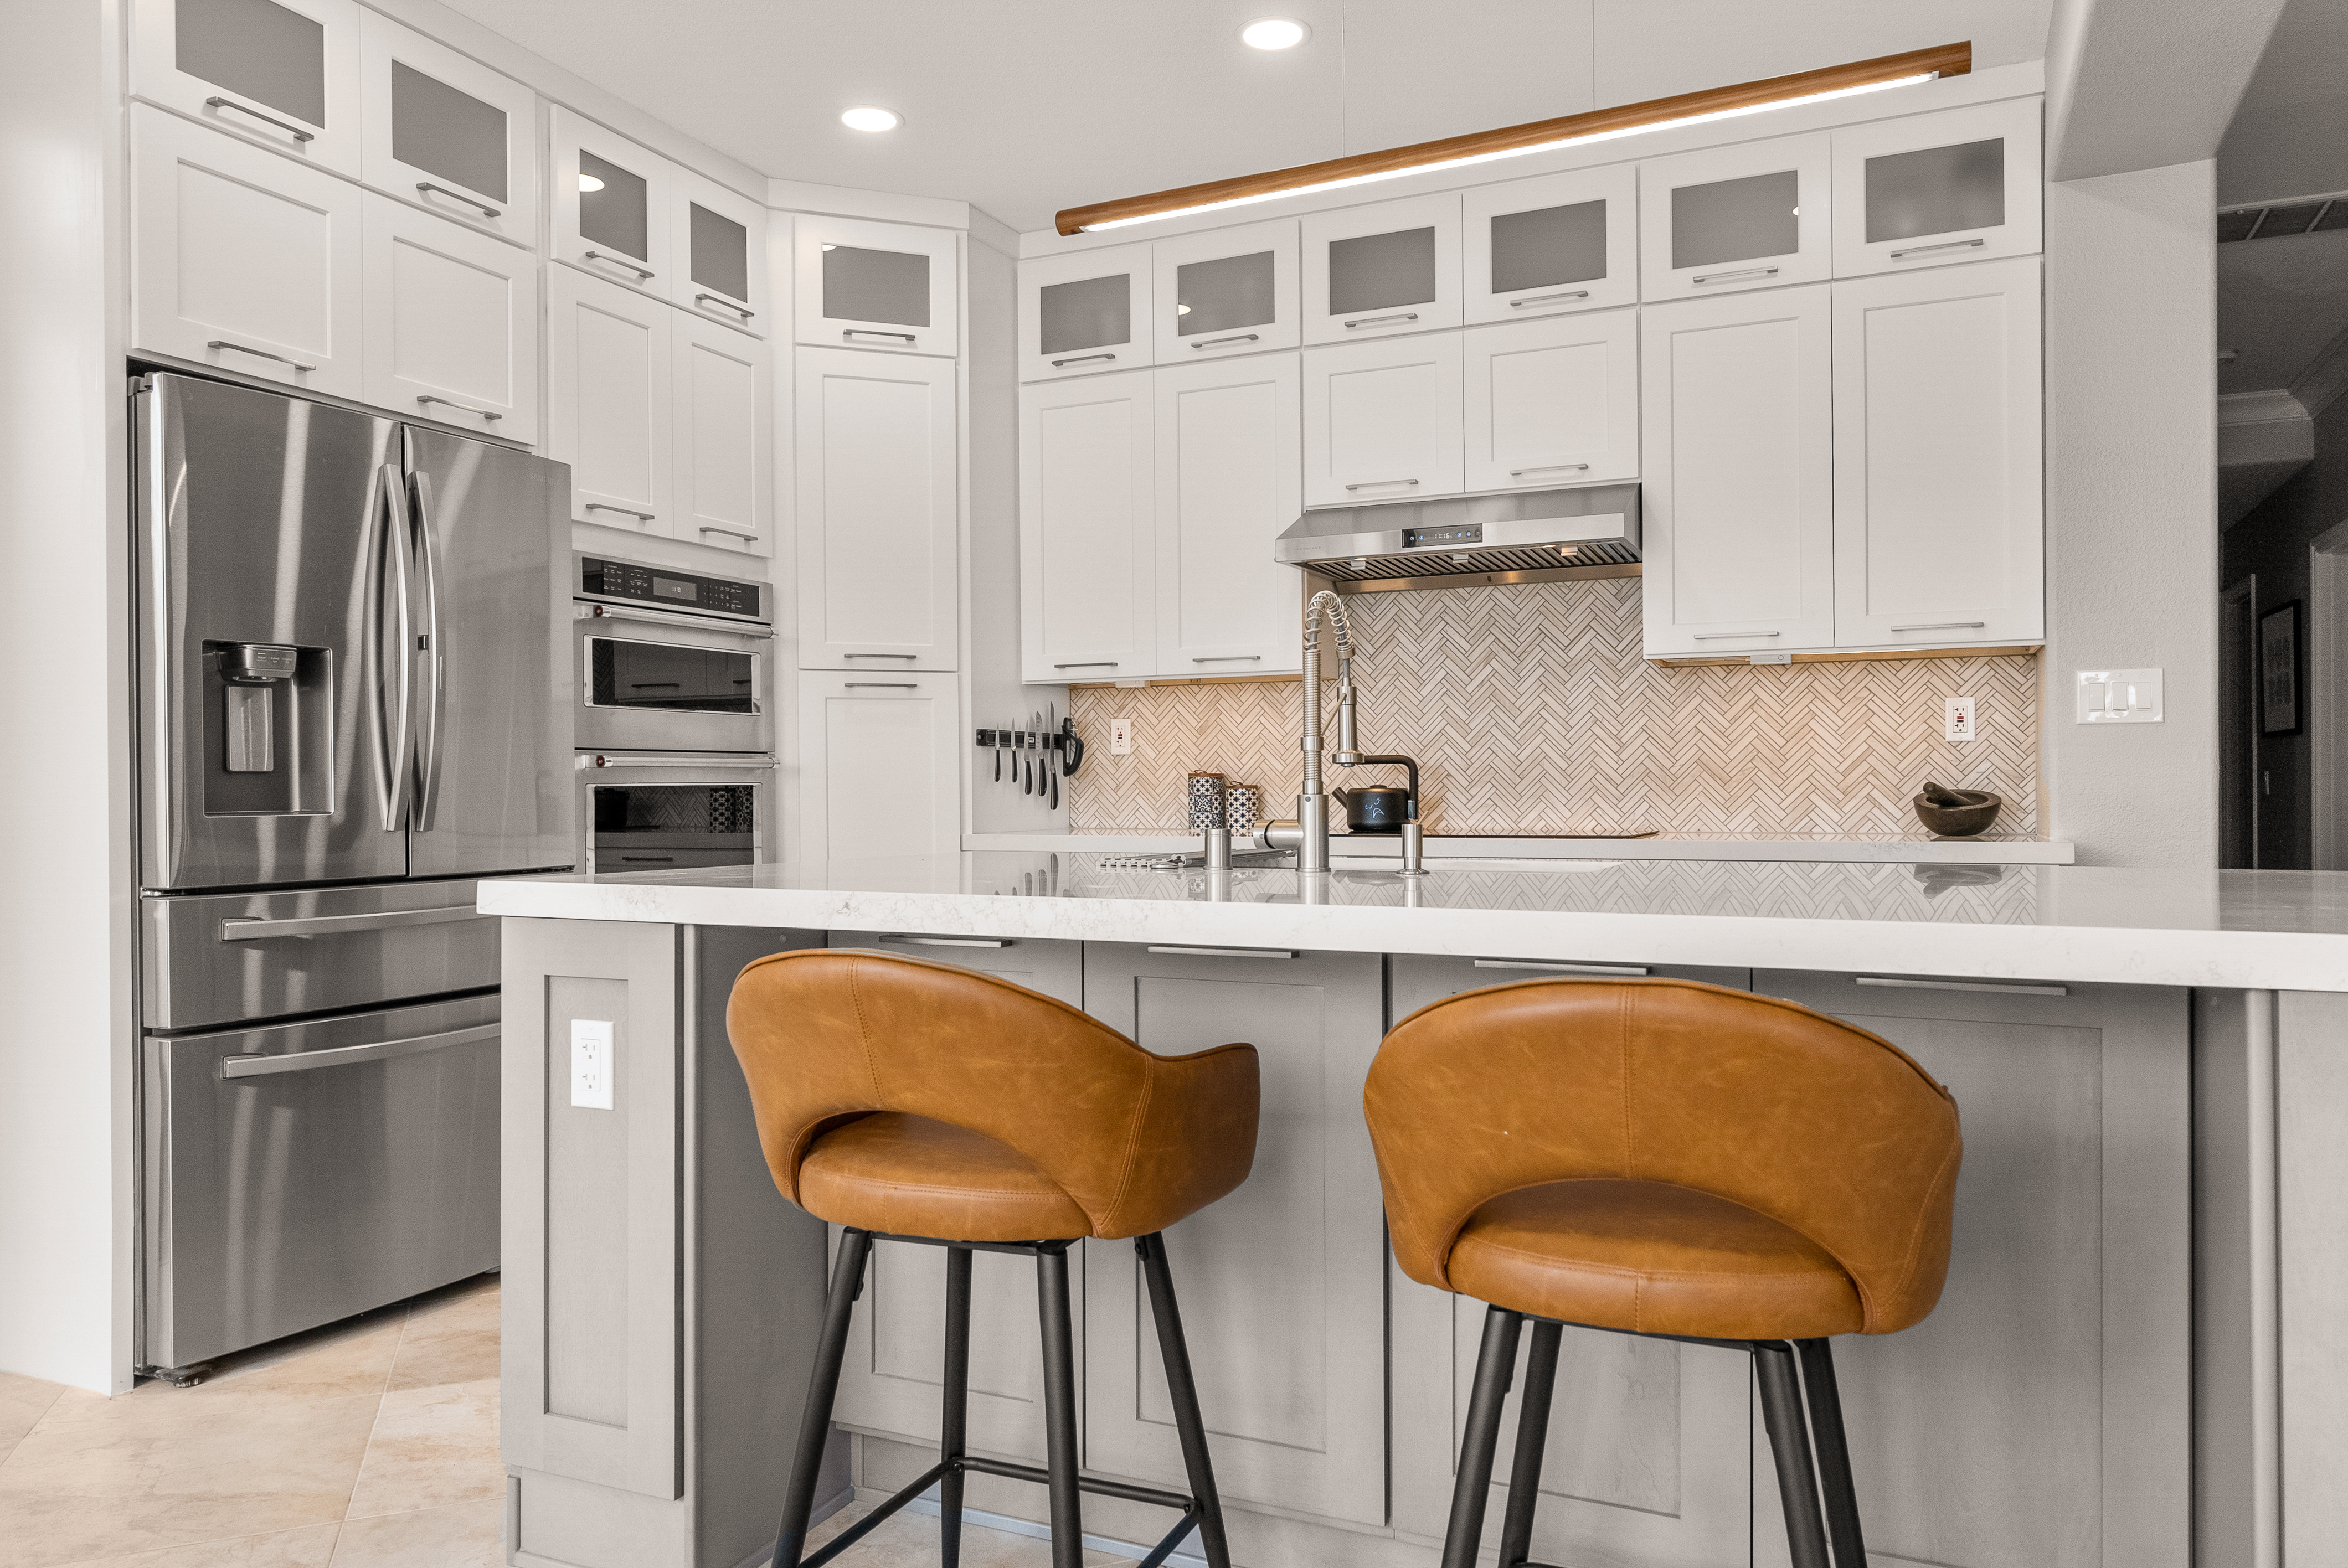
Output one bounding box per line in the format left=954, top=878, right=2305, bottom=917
left=1242, top=17, right=1309, bottom=49
left=576, top=173, right=604, bottom=192
left=841, top=106, right=901, bottom=133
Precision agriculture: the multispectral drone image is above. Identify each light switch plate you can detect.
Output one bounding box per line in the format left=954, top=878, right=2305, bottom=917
left=2077, top=668, right=2163, bottom=724
left=570, top=1018, right=614, bottom=1110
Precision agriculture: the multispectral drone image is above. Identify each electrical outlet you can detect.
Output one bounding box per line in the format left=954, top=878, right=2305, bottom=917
left=1109, top=716, right=1134, bottom=755
left=570, top=1019, right=613, bottom=1110
left=1944, top=696, right=1978, bottom=743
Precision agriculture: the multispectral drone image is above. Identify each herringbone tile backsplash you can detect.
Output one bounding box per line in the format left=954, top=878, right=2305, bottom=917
left=1067, top=577, right=2041, bottom=838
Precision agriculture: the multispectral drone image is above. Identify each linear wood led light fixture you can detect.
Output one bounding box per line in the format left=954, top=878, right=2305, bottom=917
left=1055, top=41, right=1970, bottom=235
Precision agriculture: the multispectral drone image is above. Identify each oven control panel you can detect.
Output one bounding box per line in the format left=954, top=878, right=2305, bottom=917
left=576, top=556, right=765, bottom=623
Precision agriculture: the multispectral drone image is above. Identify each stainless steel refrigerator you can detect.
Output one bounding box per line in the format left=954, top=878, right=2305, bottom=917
left=135, top=372, right=571, bottom=1376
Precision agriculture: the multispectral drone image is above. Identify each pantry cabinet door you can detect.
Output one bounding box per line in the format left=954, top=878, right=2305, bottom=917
left=1019, top=371, right=1156, bottom=684
left=550, top=106, right=673, bottom=300
left=1302, top=192, right=1463, bottom=344
left=1302, top=334, right=1465, bottom=507
left=796, top=349, right=959, bottom=668
left=1832, top=97, right=2043, bottom=277
left=795, top=215, right=959, bottom=358
left=1151, top=218, right=1300, bottom=360
left=545, top=263, right=672, bottom=538
left=1640, top=285, right=1834, bottom=658
left=130, top=0, right=361, bottom=176
left=362, top=193, right=539, bottom=443
left=1154, top=353, right=1304, bottom=677
left=1019, top=243, right=1154, bottom=382
left=1833, top=258, right=2042, bottom=648
left=1463, top=163, right=1639, bottom=323
left=672, top=169, right=770, bottom=336
left=1462, top=310, right=1638, bottom=494
left=357, top=9, right=537, bottom=248
left=672, top=311, right=773, bottom=559
left=795, top=671, right=961, bottom=881
left=131, top=104, right=363, bottom=400
left=1639, top=133, right=1831, bottom=301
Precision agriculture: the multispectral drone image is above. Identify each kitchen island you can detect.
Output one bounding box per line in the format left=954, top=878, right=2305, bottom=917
left=484, top=854, right=2348, bottom=1568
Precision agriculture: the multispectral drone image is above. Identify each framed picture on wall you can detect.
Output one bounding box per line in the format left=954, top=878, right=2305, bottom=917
left=2262, top=600, right=2303, bottom=736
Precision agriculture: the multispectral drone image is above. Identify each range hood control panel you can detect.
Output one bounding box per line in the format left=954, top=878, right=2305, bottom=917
left=1403, top=524, right=1483, bottom=550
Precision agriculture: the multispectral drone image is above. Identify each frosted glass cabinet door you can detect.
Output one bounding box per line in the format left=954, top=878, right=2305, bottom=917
left=1464, top=164, right=1639, bottom=323
left=795, top=671, right=960, bottom=883
left=1019, top=242, right=1154, bottom=382
left=1019, top=372, right=1156, bottom=684
left=356, top=10, right=537, bottom=247
left=1462, top=310, right=1638, bottom=493
left=545, top=263, right=672, bottom=538
left=672, top=169, right=770, bottom=336
left=672, top=312, right=773, bottom=558
left=550, top=106, right=673, bottom=298
left=361, top=193, right=539, bottom=443
left=1302, top=334, right=1465, bottom=507
left=1151, top=218, right=1300, bottom=359
left=1639, top=285, right=1834, bottom=657
left=794, top=215, right=960, bottom=358
left=130, top=105, right=363, bottom=399
left=1301, top=192, right=1463, bottom=344
left=1831, top=97, right=2043, bottom=277
left=1154, top=353, right=1304, bottom=677
left=1639, top=134, right=1831, bottom=301
left=130, top=0, right=362, bottom=175
left=1832, top=259, right=2043, bottom=648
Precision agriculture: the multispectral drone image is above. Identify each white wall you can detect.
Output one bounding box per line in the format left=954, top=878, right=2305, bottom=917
left=0, top=0, right=135, bottom=1391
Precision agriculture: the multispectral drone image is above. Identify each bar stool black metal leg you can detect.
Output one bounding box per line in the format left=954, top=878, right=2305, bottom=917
left=1036, top=1244, right=1085, bottom=1568
left=1497, top=1319, right=1562, bottom=1567
left=1795, top=1339, right=1868, bottom=1568
left=1754, top=1341, right=1831, bottom=1568
left=939, top=1246, right=974, bottom=1568
left=773, top=1228, right=873, bottom=1568
left=1442, top=1306, right=1524, bottom=1568
left=1136, top=1232, right=1232, bottom=1568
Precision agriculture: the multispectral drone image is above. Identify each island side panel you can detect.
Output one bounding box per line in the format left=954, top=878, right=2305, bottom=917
left=2278, top=990, right=2348, bottom=1568
left=2195, top=988, right=2279, bottom=1568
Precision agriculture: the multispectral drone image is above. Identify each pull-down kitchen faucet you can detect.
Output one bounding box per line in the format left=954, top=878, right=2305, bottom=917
left=1264, top=590, right=1425, bottom=874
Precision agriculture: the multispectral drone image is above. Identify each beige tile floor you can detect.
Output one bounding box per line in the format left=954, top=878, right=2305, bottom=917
left=0, top=1277, right=1109, bottom=1568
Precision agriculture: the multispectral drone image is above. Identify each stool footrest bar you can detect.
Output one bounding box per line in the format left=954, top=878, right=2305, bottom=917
left=954, top=1454, right=1195, bottom=1513
left=801, top=1462, right=949, bottom=1567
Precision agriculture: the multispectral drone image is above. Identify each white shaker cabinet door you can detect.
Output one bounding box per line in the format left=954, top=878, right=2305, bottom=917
left=1301, top=191, right=1463, bottom=344
left=357, top=9, right=538, bottom=248
left=672, top=167, right=770, bottom=336
left=1019, top=241, right=1154, bottom=383
left=1463, top=310, right=1638, bottom=494
left=1302, top=334, right=1465, bottom=507
left=1152, top=217, right=1300, bottom=360
left=361, top=193, right=539, bottom=444
left=1463, top=163, right=1640, bottom=323
left=1639, top=134, right=1831, bottom=301
left=1640, top=285, right=1834, bottom=658
left=1831, top=97, right=2043, bottom=278
left=1832, top=258, right=2043, bottom=648
left=796, top=348, right=959, bottom=669
left=545, top=263, right=672, bottom=539
left=550, top=106, right=673, bottom=300
left=1019, top=371, right=1156, bottom=684
left=794, top=214, right=960, bottom=358
left=1155, top=353, right=1304, bottom=678
left=129, top=0, right=361, bottom=176
left=671, top=311, right=773, bottom=559
left=796, top=670, right=961, bottom=883
left=131, top=105, right=363, bottom=400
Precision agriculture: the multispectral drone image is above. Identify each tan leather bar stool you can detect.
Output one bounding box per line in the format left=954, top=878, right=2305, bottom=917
left=728, top=949, right=1260, bottom=1568
left=1365, top=978, right=1962, bottom=1568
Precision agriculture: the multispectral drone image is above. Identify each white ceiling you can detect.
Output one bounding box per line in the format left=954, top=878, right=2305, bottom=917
left=437, top=0, right=2053, bottom=233
left=2220, top=0, right=2348, bottom=205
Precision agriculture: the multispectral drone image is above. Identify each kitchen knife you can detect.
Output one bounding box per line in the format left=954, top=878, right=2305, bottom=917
left=1047, top=702, right=1059, bottom=809
left=993, top=719, right=1001, bottom=783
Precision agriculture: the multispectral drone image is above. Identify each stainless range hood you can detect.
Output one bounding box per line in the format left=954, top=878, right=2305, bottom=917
left=1274, top=484, right=1641, bottom=591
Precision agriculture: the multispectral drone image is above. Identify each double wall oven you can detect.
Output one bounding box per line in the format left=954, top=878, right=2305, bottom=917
left=573, top=555, right=775, bottom=873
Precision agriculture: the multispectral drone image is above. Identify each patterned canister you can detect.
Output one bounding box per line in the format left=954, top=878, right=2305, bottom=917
left=1223, top=783, right=1263, bottom=838
left=1186, top=772, right=1227, bottom=831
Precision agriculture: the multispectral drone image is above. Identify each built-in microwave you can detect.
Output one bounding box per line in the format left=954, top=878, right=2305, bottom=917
left=574, top=751, right=775, bottom=873
left=574, top=555, right=773, bottom=755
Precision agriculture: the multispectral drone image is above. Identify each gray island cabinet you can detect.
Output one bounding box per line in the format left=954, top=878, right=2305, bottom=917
left=485, top=855, right=2348, bottom=1568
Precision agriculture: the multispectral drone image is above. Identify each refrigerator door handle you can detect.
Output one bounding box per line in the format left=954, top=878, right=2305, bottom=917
left=372, top=463, right=415, bottom=830
left=219, top=1021, right=498, bottom=1079
left=409, top=470, right=447, bottom=830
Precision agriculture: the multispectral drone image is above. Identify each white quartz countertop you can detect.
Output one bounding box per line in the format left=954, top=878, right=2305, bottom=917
left=964, top=832, right=2076, bottom=864
left=480, top=854, right=2348, bottom=993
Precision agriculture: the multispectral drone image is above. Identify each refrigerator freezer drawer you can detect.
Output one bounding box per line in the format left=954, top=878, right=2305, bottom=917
left=142, top=992, right=500, bottom=1370
left=143, top=879, right=498, bottom=1032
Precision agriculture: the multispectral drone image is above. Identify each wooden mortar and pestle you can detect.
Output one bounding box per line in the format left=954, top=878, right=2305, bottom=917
left=1914, top=781, right=2002, bottom=838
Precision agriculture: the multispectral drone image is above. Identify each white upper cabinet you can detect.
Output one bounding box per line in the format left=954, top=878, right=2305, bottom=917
left=357, top=11, right=537, bottom=247
left=1833, top=258, right=2043, bottom=647
left=1462, top=310, right=1638, bottom=494
left=131, top=104, right=363, bottom=399
left=795, top=215, right=959, bottom=358
left=1152, top=218, right=1300, bottom=360
left=1302, top=334, right=1465, bottom=508
left=1463, top=164, right=1639, bottom=323
left=673, top=169, right=769, bottom=336
left=1302, top=193, right=1463, bottom=344
left=1639, top=134, right=1831, bottom=301
left=550, top=106, right=672, bottom=298
left=1020, top=371, right=1155, bottom=683
left=1640, top=285, right=1834, bottom=658
left=546, top=263, right=672, bottom=538
left=1832, top=98, right=2043, bottom=277
left=672, top=311, right=773, bottom=558
left=1155, top=354, right=1304, bottom=678
left=797, top=348, right=959, bottom=668
left=361, top=193, right=538, bottom=443
left=131, top=0, right=361, bottom=175
left=1020, top=241, right=1154, bottom=381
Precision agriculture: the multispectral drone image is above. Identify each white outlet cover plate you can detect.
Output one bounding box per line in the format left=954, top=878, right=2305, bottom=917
left=1944, top=695, right=1977, bottom=742
left=570, top=1018, right=614, bottom=1110
left=1109, top=717, right=1134, bottom=755
left=2077, top=668, right=2162, bottom=724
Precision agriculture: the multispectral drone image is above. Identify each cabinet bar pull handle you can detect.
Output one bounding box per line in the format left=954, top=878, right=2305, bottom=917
left=1890, top=621, right=1987, bottom=632
left=1343, top=312, right=1420, bottom=328
left=1050, top=351, right=1116, bottom=365
left=1692, top=630, right=1781, bottom=640
left=843, top=682, right=919, bottom=689
left=205, top=96, right=314, bottom=141
left=882, top=935, right=1012, bottom=948
left=1146, top=945, right=1299, bottom=959
left=579, top=752, right=777, bottom=769
left=1345, top=478, right=1420, bottom=491
left=844, top=652, right=919, bottom=660
left=417, top=394, right=501, bottom=422
left=1857, top=976, right=2069, bottom=997
left=1192, top=333, right=1260, bottom=349
left=1474, top=958, right=1650, bottom=976
left=1692, top=266, right=1779, bottom=285
left=584, top=503, right=655, bottom=520
left=1054, top=661, right=1118, bottom=669
left=585, top=249, right=655, bottom=278
left=1889, top=238, right=1987, bottom=260
left=1508, top=463, right=1589, bottom=476
left=619, top=855, right=675, bottom=863
left=222, top=1022, right=497, bottom=1079
left=848, top=329, right=919, bottom=344
left=1508, top=291, right=1590, bottom=307
left=417, top=181, right=499, bottom=218
left=1192, top=654, right=1263, bottom=663
left=208, top=339, right=316, bottom=373
left=695, top=293, right=756, bottom=319
left=698, top=525, right=760, bottom=542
